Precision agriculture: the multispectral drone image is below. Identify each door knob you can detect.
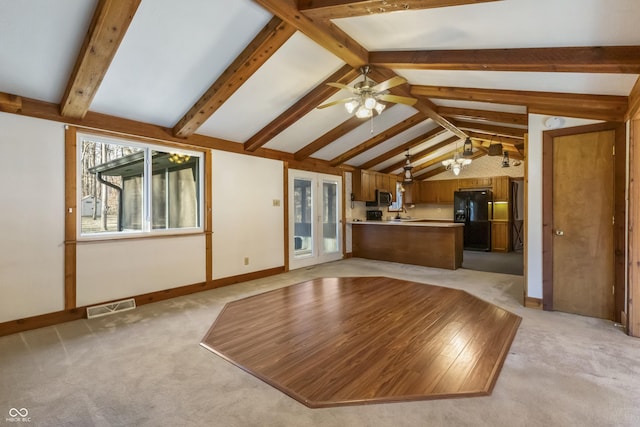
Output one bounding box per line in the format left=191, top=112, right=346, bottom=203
left=553, top=229, right=564, bottom=236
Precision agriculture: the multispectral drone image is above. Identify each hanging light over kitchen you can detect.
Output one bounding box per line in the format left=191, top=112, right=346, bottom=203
left=402, top=151, right=414, bottom=184
left=462, top=137, right=473, bottom=156
left=501, top=151, right=510, bottom=168
left=442, top=137, right=472, bottom=176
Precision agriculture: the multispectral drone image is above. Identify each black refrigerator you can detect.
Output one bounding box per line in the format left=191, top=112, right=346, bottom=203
left=454, top=190, right=492, bottom=251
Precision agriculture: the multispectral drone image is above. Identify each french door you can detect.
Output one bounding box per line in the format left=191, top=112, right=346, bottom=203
left=288, top=170, right=342, bottom=270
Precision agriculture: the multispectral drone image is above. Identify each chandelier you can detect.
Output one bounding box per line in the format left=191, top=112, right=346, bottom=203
left=442, top=153, right=472, bottom=176
left=168, top=153, right=191, bottom=164
left=442, top=137, right=472, bottom=176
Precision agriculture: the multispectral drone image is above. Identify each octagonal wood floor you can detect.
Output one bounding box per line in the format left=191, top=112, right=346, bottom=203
left=201, top=277, right=521, bottom=408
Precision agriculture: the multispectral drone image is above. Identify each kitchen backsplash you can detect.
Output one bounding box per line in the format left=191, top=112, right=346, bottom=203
left=348, top=201, right=453, bottom=221
left=406, top=203, right=454, bottom=220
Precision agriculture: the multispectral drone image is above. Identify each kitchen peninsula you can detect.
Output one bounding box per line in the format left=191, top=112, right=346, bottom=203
left=351, top=221, right=464, bottom=270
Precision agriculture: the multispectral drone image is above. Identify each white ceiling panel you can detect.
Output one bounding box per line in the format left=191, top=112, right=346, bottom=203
left=90, top=0, right=272, bottom=127
left=334, top=0, right=640, bottom=51
left=347, top=119, right=438, bottom=167
left=197, top=32, right=345, bottom=142
left=398, top=70, right=639, bottom=96
left=431, top=99, right=527, bottom=114
left=264, top=78, right=361, bottom=153
left=312, top=104, right=417, bottom=161
left=0, top=0, right=97, bottom=102
left=374, top=130, right=457, bottom=172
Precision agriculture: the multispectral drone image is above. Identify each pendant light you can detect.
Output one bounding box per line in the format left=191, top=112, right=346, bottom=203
left=462, top=137, right=473, bottom=156
left=402, top=151, right=414, bottom=184
left=501, top=151, right=510, bottom=168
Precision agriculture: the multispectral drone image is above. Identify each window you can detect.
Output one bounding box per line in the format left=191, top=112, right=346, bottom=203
left=78, top=133, right=203, bottom=237
left=388, top=182, right=404, bottom=212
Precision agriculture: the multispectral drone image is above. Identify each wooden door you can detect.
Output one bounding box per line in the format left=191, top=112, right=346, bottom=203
left=550, top=129, right=615, bottom=319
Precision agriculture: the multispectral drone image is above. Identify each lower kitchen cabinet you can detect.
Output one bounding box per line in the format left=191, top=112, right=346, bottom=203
left=491, top=221, right=511, bottom=252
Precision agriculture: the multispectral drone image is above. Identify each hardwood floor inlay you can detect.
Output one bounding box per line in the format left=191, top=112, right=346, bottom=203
left=201, top=277, right=521, bottom=408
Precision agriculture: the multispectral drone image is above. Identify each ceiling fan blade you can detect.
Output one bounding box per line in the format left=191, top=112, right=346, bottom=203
left=372, top=76, right=407, bottom=92
left=317, top=98, right=352, bottom=109
left=326, top=82, right=358, bottom=93
left=377, top=94, right=418, bottom=106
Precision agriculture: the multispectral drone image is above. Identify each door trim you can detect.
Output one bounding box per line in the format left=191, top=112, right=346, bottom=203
left=542, top=122, right=626, bottom=321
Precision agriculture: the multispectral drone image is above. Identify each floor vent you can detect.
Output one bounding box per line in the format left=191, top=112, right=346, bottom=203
left=86, top=298, right=136, bottom=319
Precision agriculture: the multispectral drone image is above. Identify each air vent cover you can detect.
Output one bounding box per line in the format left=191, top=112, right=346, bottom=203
left=86, top=298, right=136, bottom=319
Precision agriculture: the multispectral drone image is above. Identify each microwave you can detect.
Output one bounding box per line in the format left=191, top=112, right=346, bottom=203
left=366, top=189, right=393, bottom=207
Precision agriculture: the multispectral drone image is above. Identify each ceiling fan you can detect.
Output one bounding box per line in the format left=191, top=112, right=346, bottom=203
left=317, top=65, right=417, bottom=119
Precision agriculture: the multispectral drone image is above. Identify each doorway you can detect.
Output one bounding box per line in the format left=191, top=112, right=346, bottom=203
left=542, top=122, right=625, bottom=321
left=288, top=170, right=342, bottom=270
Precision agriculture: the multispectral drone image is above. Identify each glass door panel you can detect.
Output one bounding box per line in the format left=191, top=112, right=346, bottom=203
left=322, top=180, right=339, bottom=254
left=293, top=178, right=313, bottom=259
left=289, top=171, right=342, bottom=270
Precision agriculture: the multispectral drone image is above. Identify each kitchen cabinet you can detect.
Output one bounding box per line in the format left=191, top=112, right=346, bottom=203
left=403, top=181, right=420, bottom=204
left=491, top=221, right=511, bottom=252
left=352, top=169, right=398, bottom=201
left=492, top=176, right=510, bottom=202
left=458, top=177, right=492, bottom=189
left=418, top=179, right=457, bottom=204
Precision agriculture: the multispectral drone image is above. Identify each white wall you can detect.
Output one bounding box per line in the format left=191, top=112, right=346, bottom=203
left=0, top=113, right=65, bottom=322
left=526, top=114, right=601, bottom=299
left=76, top=236, right=206, bottom=306
left=211, top=150, right=284, bottom=278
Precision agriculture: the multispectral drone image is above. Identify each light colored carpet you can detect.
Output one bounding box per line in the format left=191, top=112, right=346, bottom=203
left=1, top=258, right=639, bottom=426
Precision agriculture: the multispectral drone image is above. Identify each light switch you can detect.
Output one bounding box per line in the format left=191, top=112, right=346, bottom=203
left=272, top=199, right=280, bottom=207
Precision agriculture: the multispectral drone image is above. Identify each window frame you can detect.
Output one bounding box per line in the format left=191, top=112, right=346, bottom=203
left=76, top=131, right=205, bottom=241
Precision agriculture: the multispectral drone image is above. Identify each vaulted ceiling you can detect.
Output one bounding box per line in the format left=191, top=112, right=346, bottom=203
left=1, top=0, right=639, bottom=179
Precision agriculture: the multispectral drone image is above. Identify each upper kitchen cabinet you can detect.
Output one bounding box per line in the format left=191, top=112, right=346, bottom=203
left=352, top=169, right=398, bottom=201
left=492, top=176, right=511, bottom=202
left=458, top=177, right=492, bottom=189
left=418, top=179, right=458, bottom=204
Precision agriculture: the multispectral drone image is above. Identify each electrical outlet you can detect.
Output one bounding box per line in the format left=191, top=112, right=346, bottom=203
left=272, top=199, right=280, bottom=207
left=244, top=257, right=249, bottom=265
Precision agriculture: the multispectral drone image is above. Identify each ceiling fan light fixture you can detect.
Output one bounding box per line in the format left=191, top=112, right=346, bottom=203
left=374, top=102, right=385, bottom=115
left=355, top=105, right=372, bottom=119
left=345, top=99, right=359, bottom=114
left=452, top=164, right=461, bottom=176
left=363, top=95, right=377, bottom=109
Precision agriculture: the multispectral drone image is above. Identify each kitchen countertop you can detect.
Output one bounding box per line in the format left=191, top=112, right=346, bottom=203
left=349, top=219, right=463, bottom=228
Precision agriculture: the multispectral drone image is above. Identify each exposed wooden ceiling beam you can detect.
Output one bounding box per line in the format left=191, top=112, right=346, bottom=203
left=454, top=120, right=526, bottom=138
left=0, top=92, right=22, bottom=114
left=416, top=150, right=487, bottom=179
left=253, top=0, right=368, bottom=68
left=437, top=106, right=527, bottom=126
left=297, top=0, right=499, bottom=20
left=369, top=67, right=467, bottom=139
left=244, top=65, right=359, bottom=152
left=60, top=0, right=141, bottom=119
left=359, top=127, right=447, bottom=170
left=411, top=85, right=628, bottom=121
left=294, top=115, right=363, bottom=160
left=370, top=46, right=640, bottom=73
left=173, top=17, right=295, bottom=138
left=380, top=135, right=459, bottom=174
left=466, top=131, right=523, bottom=147
left=329, top=112, right=426, bottom=166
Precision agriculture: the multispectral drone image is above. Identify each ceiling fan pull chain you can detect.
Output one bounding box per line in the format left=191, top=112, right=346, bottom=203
left=370, top=115, right=374, bottom=134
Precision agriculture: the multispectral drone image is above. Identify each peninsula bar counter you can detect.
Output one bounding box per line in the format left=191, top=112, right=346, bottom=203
left=351, top=221, right=464, bottom=270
